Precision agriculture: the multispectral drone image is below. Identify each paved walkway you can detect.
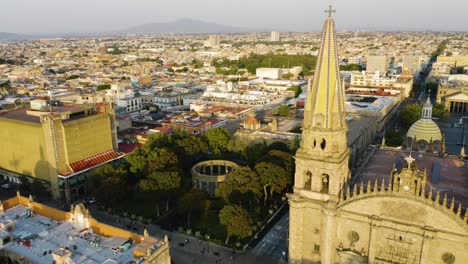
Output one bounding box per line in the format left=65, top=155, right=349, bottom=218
left=15, top=197, right=286, bottom=264
left=88, top=206, right=241, bottom=264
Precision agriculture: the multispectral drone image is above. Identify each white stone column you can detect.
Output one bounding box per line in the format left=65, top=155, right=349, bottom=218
left=289, top=200, right=304, bottom=263
left=367, top=217, right=382, bottom=262
left=321, top=204, right=337, bottom=264
left=419, top=228, right=435, bottom=263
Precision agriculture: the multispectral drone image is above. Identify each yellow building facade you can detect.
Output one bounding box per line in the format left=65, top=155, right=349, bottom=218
left=0, top=103, right=121, bottom=203
left=437, top=56, right=468, bottom=67
left=288, top=8, right=468, bottom=264
left=436, top=83, right=468, bottom=113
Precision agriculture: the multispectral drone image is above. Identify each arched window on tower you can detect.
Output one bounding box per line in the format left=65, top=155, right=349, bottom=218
left=304, top=171, right=312, bottom=190
left=321, top=174, right=330, bottom=194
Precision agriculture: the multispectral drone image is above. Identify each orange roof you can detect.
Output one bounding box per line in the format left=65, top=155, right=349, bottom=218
left=70, top=150, right=121, bottom=173
left=245, top=116, right=259, bottom=126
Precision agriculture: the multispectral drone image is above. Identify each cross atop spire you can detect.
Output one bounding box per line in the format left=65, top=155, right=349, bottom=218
left=325, top=5, right=336, bottom=17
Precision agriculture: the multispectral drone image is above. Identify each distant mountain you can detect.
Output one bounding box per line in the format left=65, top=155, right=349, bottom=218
left=123, top=18, right=266, bottom=34
left=0, top=32, right=33, bottom=41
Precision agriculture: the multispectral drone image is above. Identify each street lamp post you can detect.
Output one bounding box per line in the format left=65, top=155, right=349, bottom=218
left=459, top=117, right=468, bottom=157
left=461, top=119, right=465, bottom=146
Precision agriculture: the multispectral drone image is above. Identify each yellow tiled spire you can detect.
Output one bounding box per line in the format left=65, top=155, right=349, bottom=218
left=303, top=11, right=346, bottom=130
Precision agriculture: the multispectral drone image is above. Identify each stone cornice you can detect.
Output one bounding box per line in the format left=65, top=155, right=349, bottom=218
left=337, top=180, right=468, bottom=232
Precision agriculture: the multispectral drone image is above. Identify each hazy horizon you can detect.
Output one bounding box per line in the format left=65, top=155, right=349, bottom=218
left=1, top=0, right=467, bottom=34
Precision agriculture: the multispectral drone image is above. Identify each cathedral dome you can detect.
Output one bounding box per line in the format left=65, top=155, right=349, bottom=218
left=407, top=118, right=442, bottom=142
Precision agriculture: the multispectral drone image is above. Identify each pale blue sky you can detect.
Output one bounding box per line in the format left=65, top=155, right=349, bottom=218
left=1, top=0, right=466, bottom=33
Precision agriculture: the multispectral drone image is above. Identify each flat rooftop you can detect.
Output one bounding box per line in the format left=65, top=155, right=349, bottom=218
left=198, top=105, right=251, bottom=115
left=0, top=203, right=163, bottom=264
left=346, top=95, right=396, bottom=114
left=356, top=149, right=468, bottom=206
left=0, top=105, right=95, bottom=124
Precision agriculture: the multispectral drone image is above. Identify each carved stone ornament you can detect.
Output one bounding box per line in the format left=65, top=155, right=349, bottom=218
left=442, top=252, right=455, bottom=264
left=348, top=231, right=360, bottom=243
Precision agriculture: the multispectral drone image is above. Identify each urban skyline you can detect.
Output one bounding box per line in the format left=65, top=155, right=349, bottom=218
left=1, top=0, right=467, bottom=34
left=0, top=2, right=466, bottom=264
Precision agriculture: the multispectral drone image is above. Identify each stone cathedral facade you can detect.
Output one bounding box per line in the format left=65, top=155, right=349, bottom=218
left=288, top=8, right=468, bottom=264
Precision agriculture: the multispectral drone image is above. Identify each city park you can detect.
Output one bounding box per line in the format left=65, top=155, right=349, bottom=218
left=86, top=127, right=298, bottom=248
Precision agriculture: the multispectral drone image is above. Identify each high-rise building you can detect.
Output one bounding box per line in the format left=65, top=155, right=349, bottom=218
left=288, top=6, right=468, bottom=264
left=204, top=35, right=221, bottom=47
left=271, top=31, right=280, bottom=42
left=0, top=101, right=122, bottom=203
left=402, top=55, right=426, bottom=78
left=366, top=55, right=388, bottom=74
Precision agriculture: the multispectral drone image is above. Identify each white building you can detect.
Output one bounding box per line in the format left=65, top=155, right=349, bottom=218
left=256, top=68, right=282, bottom=80
left=204, top=35, right=221, bottom=47
left=140, top=87, right=192, bottom=109
left=431, top=62, right=452, bottom=76
left=348, top=71, right=414, bottom=98
left=350, top=71, right=393, bottom=87
left=348, top=56, right=363, bottom=66
left=271, top=31, right=280, bottom=42
left=402, top=55, right=429, bottom=78
left=116, top=97, right=142, bottom=113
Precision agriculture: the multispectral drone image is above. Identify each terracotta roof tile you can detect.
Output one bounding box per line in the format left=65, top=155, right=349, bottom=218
left=69, top=150, right=121, bottom=173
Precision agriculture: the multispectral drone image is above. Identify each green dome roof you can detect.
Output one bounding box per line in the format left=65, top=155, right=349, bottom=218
left=407, top=119, right=442, bottom=142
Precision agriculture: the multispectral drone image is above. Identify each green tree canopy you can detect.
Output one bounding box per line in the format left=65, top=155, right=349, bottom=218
left=212, top=53, right=317, bottom=75
left=400, top=103, right=422, bottom=129
left=282, top=72, right=294, bottom=80
left=259, top=150, right=294, bottom=181
left=126, top=147, right=147, bottom=174
left=168, top=129, right=208, bottom=157
left=215, top=166, right=262, bottom=204
left=267, top=142, right=291, bottom=153
left=278, top=105, right=290, bottom=117
left=86, top=164, right=129, bottom=206
left=385, top=129, right=403, bottom=147
left=287, top=85, right=302, bottom=97
left=339, top=64, right=362, bottom=71
left=178, top=188, right=210, bottom=227
left=139, top=170, right=181, bottom=212
left=139, top=170, right=181, bottom=193
left=147, top=148, right=179, bottom=172
left=204, top=127, right=232, bottom=155
left=255, top=162, right=288, bottom=204
left=432, top=103, right=448, bottom=120
left=96, top=84, right=111, bottom=91
left=219, top=205, right=253, bottom=244
left=245, top=142, right=268, bottom=165
left=126, top=147, right=178, bottom=175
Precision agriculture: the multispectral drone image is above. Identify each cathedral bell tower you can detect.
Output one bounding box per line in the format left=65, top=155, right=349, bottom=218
left=288, top=6, right=350, bottom=263
left=293, top=6, right=349, bottom=198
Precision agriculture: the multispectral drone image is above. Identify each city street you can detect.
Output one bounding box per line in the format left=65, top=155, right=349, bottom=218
left=250, top=212, right=289, bottom=263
